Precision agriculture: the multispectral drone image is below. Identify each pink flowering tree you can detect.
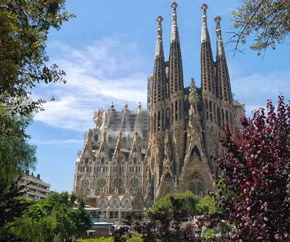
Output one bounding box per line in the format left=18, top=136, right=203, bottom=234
left=217, top=95, right=290, bottom=241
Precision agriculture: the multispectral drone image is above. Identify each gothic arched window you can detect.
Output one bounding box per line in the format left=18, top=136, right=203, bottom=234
left=94, top=134, right=98, bottom=141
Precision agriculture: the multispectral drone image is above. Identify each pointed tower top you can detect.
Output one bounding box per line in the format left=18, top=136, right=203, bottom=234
left=113, top=131, right=123, bottom=159
left=108, top=101, right=115, bottom=111
left=155, top=16, right=164, bottom=57
left=171, top=2, right=178, bottom=9
left=133, top=130, right=139, bottom=143
left=201, top=3, right=208, bottom=21
left=97, top=130, right=108, bottom=158
left=190, top=77, right=196, bottom=86
left=123, top=102, right=128, bottom=111
left=189, top=78, right=199, bottom=105
left=137, top=101, right=142, bottom=113
left=201, top=3, right=208, bottom=10
left=116, top=130, right=123, bottom=146
left=215, top=15, right=233, bottom=103
left=171, top=2, right=179, bottom=42
left=201, top=3, right=210, bottom=43
left=156, top=15, right=163, bottom=23
left=129, top=130, right=140, bottom=158
left=215, top=16, right=225, bottom=57
left=215, top=15, right=222, bottom=38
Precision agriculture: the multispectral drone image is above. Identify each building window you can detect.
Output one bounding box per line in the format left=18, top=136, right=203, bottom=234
left=94, top=134, right=98, bottom=141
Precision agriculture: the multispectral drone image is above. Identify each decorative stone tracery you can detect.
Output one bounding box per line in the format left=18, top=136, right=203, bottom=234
left=73, top=2, right=246, bottom=216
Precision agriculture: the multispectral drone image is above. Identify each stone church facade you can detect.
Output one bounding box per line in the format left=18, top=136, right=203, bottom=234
left=73, top=2, right=245, bottom=222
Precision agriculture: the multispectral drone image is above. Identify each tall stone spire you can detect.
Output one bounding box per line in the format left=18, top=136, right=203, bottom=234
left=215, top=16, right=233, bottom=103
left=169, top=1, right=184, bottom=106
left=170, top=2, right=179, bottom=42
left=215, top=16, right=225, bottom=57
left=97, top=131, right=109, bottom=158
left=168, top=2, right=184, bottom=177
left=200, top=3, right=216, bottom=96
left=200, top=4, right=220, bottom=159
left=129, top=131, right=141, bottom=157
left=151, top=16, right=166, bottom=132
left=112, top=131, right=123, bottom=160
left=201, top=3, right=210, bottom=43
left=155, top=16, right=164, bottom=58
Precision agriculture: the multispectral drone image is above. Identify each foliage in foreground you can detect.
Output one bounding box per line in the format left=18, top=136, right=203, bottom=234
left=114, top=96, right=290, bottom=241
left=0, top=0, right=74, bottom=115
left=217, top=95, right=290, bottom=241
left=0, top=1, right=73, bottom=240
left=113, top=192, right=225, bottom=242
left=77, top=237, right=113, bottom=242
left=147, top=191, right=200, bottom=218
left=231, top=0, right=290, bottom=55
left=0, top=179, right=31, bottom=242
left=11, top=192, right=91, bottom=242
left=197, top=195, right=218, bottom=215
left=0, top=105, right=36, bottom=182
left=0, top=106, right=36, bottom=241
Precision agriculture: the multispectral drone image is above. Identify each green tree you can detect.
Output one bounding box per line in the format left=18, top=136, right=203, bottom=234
left=148, top=191, right=200, bottom=219
left=11, top=192, right=91, bottom=242
left=197, top=195, right=218, bottom=215
left=0, top=0, right=74, bottom=115
left=0, top=104, right=36, bottom=241
left=0, top=0, right=74, bottom=178
left=0, top=104, right=36, bottom=182
left=0, top=178, right=32, bottom=242
left=0, top=104, right=38, bottom=242
left=231, top=0, right=290, bottom=55
left=202, top=229, right=216, bottom=241
left=116, top=192, right=200, bottom=242
left=0, top=1, right=74, bottom=241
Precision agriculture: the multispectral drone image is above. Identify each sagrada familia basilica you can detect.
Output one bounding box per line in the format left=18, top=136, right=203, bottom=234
left=73, top=2, right=245, bottom=222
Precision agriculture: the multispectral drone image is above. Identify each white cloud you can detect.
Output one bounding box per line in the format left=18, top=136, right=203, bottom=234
left=30, top=138, right=83, bottom=145
left=33, top=38, right=290, bottom=131
left=33, top=38, right=148, bottom=132
left=232, top=71, right=290, bottom=116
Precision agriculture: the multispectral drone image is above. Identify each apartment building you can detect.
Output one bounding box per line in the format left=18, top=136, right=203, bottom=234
left=18, top=173, right=50, bottom=201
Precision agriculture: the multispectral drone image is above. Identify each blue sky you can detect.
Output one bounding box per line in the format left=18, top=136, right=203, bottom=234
left=27, top=0, right=290, bottom=192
